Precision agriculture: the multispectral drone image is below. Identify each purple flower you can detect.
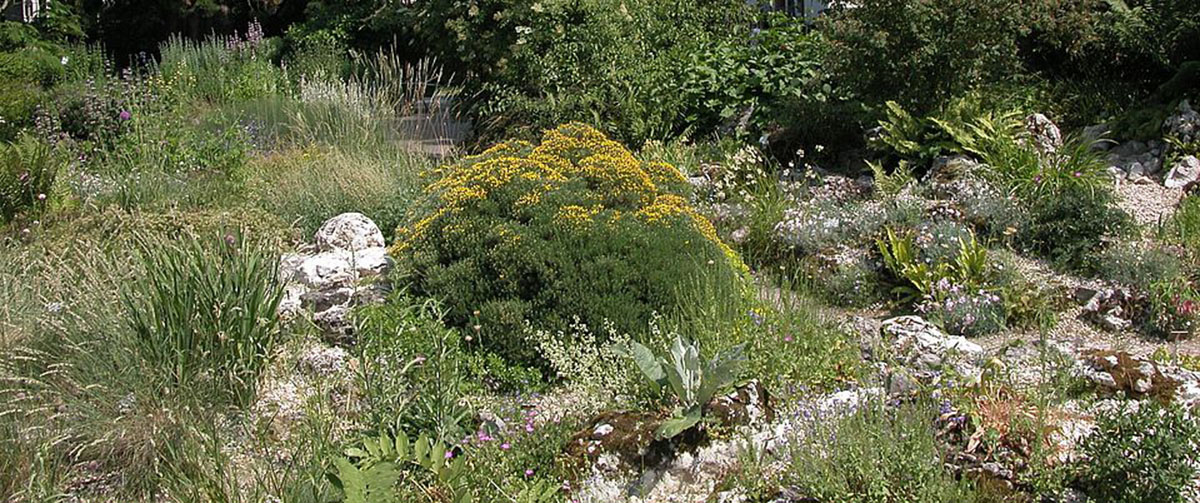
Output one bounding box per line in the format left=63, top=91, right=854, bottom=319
left=524, top=469, right=534, bottom=477
left=118, top=110, right=131, bottom=121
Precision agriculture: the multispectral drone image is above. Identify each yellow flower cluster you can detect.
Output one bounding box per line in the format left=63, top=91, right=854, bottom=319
left=394, top=122, right=738, bottom=272
left=556, top=204, right=602, bottom=226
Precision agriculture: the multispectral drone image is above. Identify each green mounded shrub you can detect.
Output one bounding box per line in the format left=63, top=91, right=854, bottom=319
left=0, top=49, right=65, bottom=87
left=1077, top=402, right=1200, bottom=503
left=1018, top=182, right=1133, bottom=272
left=0, top=79, right=44, bottom=142
left=393, top=123, right=746, bottom=367
left=679, top=14, right=833, bottom=136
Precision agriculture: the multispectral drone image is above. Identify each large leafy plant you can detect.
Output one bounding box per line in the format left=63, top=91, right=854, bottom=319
left=626, top=335, right=746, bottom=439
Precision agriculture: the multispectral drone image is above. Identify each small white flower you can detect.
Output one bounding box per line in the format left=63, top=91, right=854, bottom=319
left=61, top=56, right=69, bottom=65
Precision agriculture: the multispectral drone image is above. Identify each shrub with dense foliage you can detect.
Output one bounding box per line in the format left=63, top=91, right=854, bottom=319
left=821, top=0, right=1023, bottom=115
left=1077, top=402, right=1200, bottom=503
left=393, top=123, right=746, bottom=366
left=414, top=0, right=753, bottom=143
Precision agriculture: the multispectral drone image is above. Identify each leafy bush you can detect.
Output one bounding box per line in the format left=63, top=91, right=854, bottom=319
left=1026, top=0, right=1200, bottom=88
left=394, top=123, right=745, bottom=367
left=0, top=134, right=60, bottom=223
left=822, top=0, right=1024, bottom=114
left=679, top=14, right=832, bottom=136
left=1078, top=402, right=1200, bottom=503
left=0, top=49, right=65, bottom=87
left=1018, top=182, right=1133, bottom=272
left=0, top=79, right=43, bottom=142
left=417, top=0, right=753, bottom=143
left=121, top=232, right=283, bottom=406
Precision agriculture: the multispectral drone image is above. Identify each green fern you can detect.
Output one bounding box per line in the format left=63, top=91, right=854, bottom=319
left=868, top=159, right=915, bottom=199
left=336, top=430, right=472, bottom=503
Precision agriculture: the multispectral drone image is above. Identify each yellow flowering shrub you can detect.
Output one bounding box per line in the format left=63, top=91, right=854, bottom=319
left=393, top=123, right=746, bottom=365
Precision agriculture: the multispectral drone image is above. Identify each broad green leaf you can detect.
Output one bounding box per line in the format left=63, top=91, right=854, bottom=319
left=656, top=407, right=702, bottom=439
left=625, top=341, right=666, bottom=386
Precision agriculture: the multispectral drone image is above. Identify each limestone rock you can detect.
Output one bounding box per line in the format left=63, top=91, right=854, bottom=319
left=315, top=212, right=386, bottom=252
left=880, top=315, right=983, bottom=381
left=1025, top=113, right=1062, bottom=154
left=278, top=213, right=392, bottom=342
left=1166, top=155, right=1200, bottom=189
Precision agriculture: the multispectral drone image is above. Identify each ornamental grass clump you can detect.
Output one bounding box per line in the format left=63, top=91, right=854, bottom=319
left=122, top=232, right=283, bottom=407
left=393, top=123, right=747, bottom=367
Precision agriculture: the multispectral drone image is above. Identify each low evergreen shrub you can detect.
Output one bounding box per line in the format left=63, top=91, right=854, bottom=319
left=393, top=123, right=746, bottom=366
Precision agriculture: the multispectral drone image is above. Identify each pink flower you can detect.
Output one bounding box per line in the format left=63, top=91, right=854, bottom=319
left=1073, top=171, right=1082, bottom=177
left=118, top=110, right=131, bottom=121
left=444, top=451, right=455, bottom=459
left=524, top=469, right=534, bottom=477
left=783, top=335, right=793, bottom=343
left=501, top=442, right=511, bottom=450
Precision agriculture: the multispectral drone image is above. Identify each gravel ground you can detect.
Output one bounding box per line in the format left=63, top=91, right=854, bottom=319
left=1115, top=178, right=1183, bottom=228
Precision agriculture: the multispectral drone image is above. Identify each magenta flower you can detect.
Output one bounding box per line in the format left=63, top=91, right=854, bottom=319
left=118, top=110, right=132, bottom=121
left=444, top=451, right=455, bottom=459
left=1073, top=171, right=1082, bottom=177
